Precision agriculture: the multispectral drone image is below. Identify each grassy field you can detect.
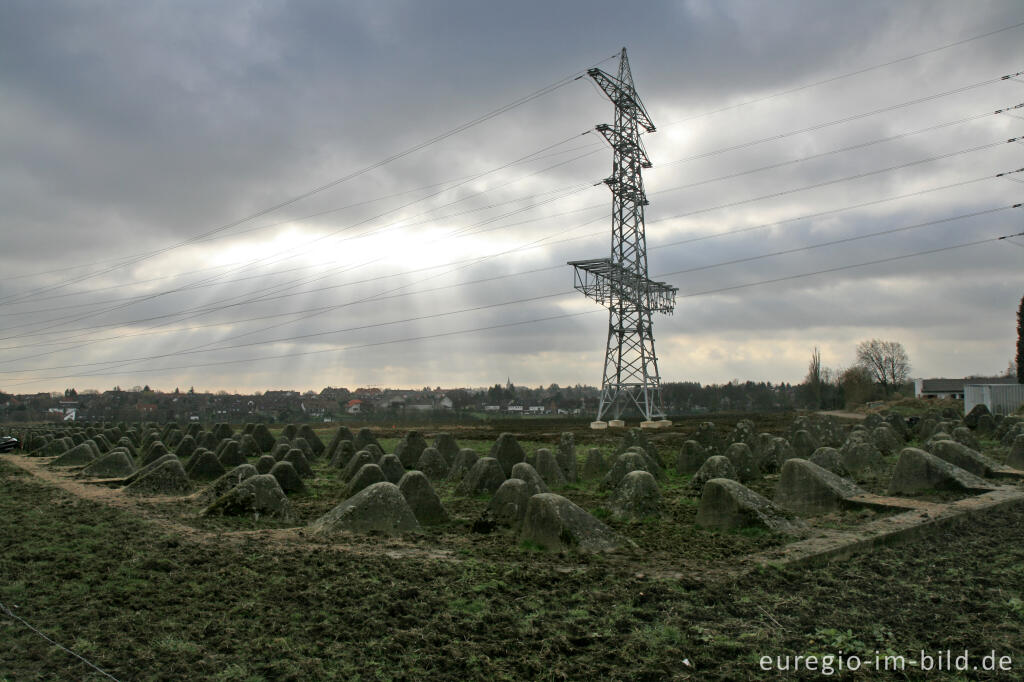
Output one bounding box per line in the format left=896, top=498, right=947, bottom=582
left=2, top=416, right=1023, bottom=680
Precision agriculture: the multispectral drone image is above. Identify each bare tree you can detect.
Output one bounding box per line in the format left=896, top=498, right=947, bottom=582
left=855, top=339, right=910, bottom=394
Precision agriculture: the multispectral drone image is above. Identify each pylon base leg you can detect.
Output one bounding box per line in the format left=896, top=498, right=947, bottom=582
left=590, top=421, right=609, bottom=430
left=608, top=419, right=625, bottom=428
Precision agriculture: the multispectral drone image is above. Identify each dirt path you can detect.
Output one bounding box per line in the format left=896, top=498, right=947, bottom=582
left=816, top=409, right=866, bottom=420
left=0, top=454, right=458, bottom=562
left=0, top=454, right=753, bottom=584
left=14, top=451, right=1002, bottom=588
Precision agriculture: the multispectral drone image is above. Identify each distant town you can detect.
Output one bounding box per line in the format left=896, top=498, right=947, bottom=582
left=3, top=374, right=1018, bottom=424
left=1, top=379, right=813, bottom=423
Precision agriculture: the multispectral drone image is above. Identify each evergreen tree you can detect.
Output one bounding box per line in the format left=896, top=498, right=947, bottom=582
left=1017, top=294, right=1023, bottom=383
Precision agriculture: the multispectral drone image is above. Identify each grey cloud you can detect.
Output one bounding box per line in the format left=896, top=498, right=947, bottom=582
left=2, top=0, right=1022, bottom=392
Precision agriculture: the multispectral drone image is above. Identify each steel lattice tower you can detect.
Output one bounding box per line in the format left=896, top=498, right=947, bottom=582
left=569, top=48, right=677, bottom=423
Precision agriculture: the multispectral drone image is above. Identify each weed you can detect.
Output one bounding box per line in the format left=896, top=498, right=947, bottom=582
left=1009, top=596, right=1024, bottom=621
left=811, top=627, right=867, bottom=652
left=450, top=598, right=487, bottom=615
left=731, top=526, right=771, bottom=538
left=154, top=635, right=201, bottom=656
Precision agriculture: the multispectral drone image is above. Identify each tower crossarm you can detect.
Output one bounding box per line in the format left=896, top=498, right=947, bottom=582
left=586, top=68, right=656, bottom=133
left=595, top=123, right=651, bottom=168
left=603, top=172, right=648, bottom=205
left=568, top=257, right=677, bottom=314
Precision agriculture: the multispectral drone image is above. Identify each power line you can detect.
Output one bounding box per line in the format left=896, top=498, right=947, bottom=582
left=659, top=18, right=1024, bottom=126
left=6, top=309, right=599, bottom=385
left=651, top=136, right=1020, bottom=223
left=6, top=65, right=1015, bottom=314
left=7, top=99, right=1012, bottom=327
left=0, top=175, right=598, bottom=314
left=2, top=138, right=604, bottom=285
left=5, top=42, right=1024, bottom=387
left=673, top=233, right=1014, bottom=299
left=659, top=72, right=1022, bottom=165
left=2, top=133, right=600, bottom=312
left=0, top=211, right=611, bottom=367
left=2, top=162, right=1017, bottom=355
left=6, top=81, right=1013, bottom=330
left=0, top=56, right=617, bottom=306
left=0, top=131, right=599, bottom=337
left=8, top=17, right=1020, bottom=295
left=648, top=103, right=1023, bottom=189
left=0, top=196, right=606, bottom=346
left=6, top=204, right=1015, bottom=377
left=0, top=601, right=121, bottom=681
left=657, top=204, right=1020, bottom=277
left=0, top=183, right=598, bottom=320
left=4, top=89, right=1018, bottom=367
left=13, top=116, right=1015, bottom=338
left=3, top=291, right=576, bottom=375
left=9, top=229, right=1017, bottom=386
left=5, top=30, right=1019, bottom=316
left=648, top=173, right=1004, bottom=249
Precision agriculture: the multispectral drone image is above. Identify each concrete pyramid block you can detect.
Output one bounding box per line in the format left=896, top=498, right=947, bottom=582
left=398, top=471, right=449, bottom=526
left=204, top=474, right=293, bottom=521
left=608, top=470, right=660, bottom=520
left=310, top=481, right=420, bottom=535
left=774, top=458, right=863, bottom=516
left=927, top=439, right=1000, bottom=478
left=696, top=478, right=803, bottom=534
left=196, top=464, right=259, bottom=507
left=456, top=457, right=506, bottom=496
left=519, top=493, right=630, bottom=553
left=124, top=458, right=194, bottom=495
left=81, top=450, right=135, bottom=478
left=887, top=447, right=996, bottom=495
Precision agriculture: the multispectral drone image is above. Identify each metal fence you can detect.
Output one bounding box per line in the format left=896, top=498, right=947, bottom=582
left=965, top=384, right=1024, bottom=415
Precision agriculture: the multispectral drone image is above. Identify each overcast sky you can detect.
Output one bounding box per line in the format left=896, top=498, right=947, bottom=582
left=1, top=0, right=1023, bottom=394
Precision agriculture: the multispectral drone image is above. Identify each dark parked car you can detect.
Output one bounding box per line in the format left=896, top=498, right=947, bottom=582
left=0, top=436, right=19, bottom=453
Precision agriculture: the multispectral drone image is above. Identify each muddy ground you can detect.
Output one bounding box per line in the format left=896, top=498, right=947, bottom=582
left=2, top=414, right=1023, bottom=680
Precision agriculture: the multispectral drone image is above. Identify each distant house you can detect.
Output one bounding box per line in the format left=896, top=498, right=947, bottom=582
left=915, top=377, right=1018, bottom=400
left=319, top=387, right=350, bottom=401
left=301, top=398, right=335, bottom=419
left=484, top=405, right=500, bottom=412
left=353, top=387, right=382, bottom=400
left=346, top=399, right=362, bottom=415
left=527, top=406, right=545, bottom=414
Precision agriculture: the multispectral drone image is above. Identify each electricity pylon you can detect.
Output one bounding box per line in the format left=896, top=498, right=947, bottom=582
left=568, top=48, right=676, bottom=424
